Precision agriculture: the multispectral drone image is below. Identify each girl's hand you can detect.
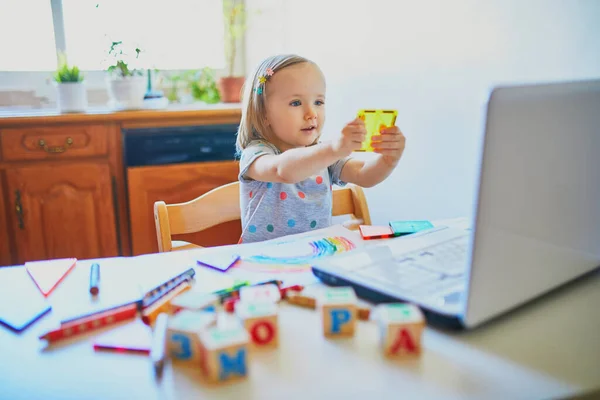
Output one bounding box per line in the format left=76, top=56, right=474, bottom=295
left=332, top=118, right=367, bottom=157
left=371, top=126, right=406, bottom=167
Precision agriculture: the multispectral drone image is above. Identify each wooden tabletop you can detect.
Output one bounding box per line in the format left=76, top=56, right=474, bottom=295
left=1, top=244, right=599, bottom=400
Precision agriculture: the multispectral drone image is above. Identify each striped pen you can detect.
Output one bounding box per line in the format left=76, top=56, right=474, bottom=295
left=39, top=303, right=138, bottom=343
left=141, top=268, right=196, bottom=309
left=141, top=281, right=192, bottom=326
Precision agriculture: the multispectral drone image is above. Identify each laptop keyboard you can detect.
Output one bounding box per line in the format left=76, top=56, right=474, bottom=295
left=352, top=234, right=470, bottom=299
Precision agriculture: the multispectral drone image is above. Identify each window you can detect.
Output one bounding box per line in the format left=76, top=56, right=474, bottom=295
left=62, top=0, right=225, bottom=70
left=0, top=0, right=57, bottom=71
left=0, top=0, right=225, bottom=72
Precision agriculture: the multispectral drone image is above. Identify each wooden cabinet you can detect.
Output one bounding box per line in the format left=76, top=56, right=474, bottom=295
left=5, top=162, right=118, bottom=263
left=0, top=176, right=13, bottom=266
left=1, top=124, right=108, bottom=161
left=0, top=106, right=242, bottom=264
left=127, top=160, right=240, bottom=255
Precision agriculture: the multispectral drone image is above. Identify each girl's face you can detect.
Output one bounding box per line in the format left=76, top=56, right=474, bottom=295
left=263, top=62, right=326, bottom=151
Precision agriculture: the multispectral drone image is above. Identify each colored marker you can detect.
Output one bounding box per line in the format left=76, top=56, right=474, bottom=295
left=141, top=281, right=192, bottom=326
left=150, top=313, right=169, bottom=376
left=40, top=304, right=138, bottom=343
left=213, top=281, right=250, bottom=303
left=141, top=268, right=196, bottom=308
left=60, top=299, right=141, bottom=325
left=89, top=263, right=100, bottom=295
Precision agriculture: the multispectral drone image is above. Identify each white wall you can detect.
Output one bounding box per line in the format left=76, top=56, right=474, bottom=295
left=245, top=0, right=600, bottom=225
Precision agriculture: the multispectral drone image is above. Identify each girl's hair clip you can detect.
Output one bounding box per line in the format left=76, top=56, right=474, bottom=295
left=255, top=68, right=275, bottom=95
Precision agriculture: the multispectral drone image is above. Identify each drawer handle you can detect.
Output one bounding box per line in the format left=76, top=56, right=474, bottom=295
left=14, top=190, right=24, bottom=230
left=38, top=137, right=74, bottom=153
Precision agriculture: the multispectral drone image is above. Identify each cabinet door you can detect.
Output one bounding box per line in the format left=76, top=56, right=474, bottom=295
left=0, top=177, right=13, bottom=266
left=128, top=161, right=240, bottom=255
left=6, top=162, right=118, bottom=264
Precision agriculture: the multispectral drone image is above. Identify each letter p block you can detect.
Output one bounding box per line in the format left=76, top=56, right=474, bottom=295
left=318, top=287, right=357, bottom=338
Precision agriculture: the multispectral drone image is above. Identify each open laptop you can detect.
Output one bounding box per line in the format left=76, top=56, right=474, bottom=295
left=312, top=78, right=600, bottom=330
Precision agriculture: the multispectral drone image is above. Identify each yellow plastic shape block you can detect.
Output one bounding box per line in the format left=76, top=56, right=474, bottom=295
left=356, top=109, right=398, bottom=152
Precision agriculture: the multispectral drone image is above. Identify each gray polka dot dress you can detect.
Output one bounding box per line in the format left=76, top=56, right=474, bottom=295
left=238, top=140, right=349, bottom=244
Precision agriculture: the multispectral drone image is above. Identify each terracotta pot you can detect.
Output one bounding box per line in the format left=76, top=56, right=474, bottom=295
left=218, top=76, right=245, bottom=103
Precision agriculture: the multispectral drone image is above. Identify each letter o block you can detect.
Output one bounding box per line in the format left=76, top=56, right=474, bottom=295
left=318, top=287, right=357, bottom=338
left=235, top=301, right=278, bottom=348
left=375, top=303, right=425, bottom=357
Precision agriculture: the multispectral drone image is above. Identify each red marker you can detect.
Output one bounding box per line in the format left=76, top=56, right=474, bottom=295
left=39, top=304, right=137, bottom=343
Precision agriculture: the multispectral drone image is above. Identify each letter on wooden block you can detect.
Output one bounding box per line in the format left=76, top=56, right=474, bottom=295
left=375, top=303, right=425, bottom=357
left=167, top=310, right=216, bottom=365
left=318, top=287, right=357, bottom=337
left=169, top=291, right=219, bottom=314
left=239, top=284, right=281, bottom=303
left=199, top=321, right=250, bottom=383
left=235, top=301, right=278, bottom=348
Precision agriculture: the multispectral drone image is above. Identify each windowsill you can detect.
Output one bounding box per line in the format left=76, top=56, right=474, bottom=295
left=0, top=100, right=242, bottom=120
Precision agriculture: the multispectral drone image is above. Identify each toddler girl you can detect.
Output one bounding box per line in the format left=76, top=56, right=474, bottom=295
left=237, top=54, right=406, bottom=243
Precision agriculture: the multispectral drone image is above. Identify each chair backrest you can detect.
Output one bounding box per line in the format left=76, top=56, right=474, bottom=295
left=154, top=181, right=371, bottom=252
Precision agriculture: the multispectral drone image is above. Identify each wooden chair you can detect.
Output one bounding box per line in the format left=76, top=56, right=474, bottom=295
left=154, top=182, right=372, bottom=252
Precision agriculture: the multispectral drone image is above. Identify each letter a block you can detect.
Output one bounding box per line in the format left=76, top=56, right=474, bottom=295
left=318, top=286, right=357, bottom=337
left=376, top=303, right=425, bottom=358
left=167, top=310, right=216, bottom=366
left=235, top=301, right=278, bottom=349
left=198, top=321, right=250, bottom=383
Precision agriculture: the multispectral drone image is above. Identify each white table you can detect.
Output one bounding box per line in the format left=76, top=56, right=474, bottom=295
left=1, top=228, right=599, bottom=400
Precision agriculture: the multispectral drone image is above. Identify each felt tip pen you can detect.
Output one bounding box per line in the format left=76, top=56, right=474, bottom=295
left=89, top=263, right=100, bottom=295
left=150, top=313, right=169, bottom=377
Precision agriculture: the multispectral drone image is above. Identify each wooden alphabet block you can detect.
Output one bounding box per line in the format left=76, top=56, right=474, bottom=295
left=235, top=301, right=278, bottom=348
left=169, top=290, right=219, bottom=314
left=318, top=287, right=357, bottom=337
left=239, top=284, right=281, bottom=303
left=198, top=321, right=250, bottom=383
left=167, top=310, right=216, bottom=366
left=375, top=303, right=425, bottom=357
left=285, top=290, right=316, bottom=309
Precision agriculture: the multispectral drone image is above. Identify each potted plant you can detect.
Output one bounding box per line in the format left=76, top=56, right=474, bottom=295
left=105, top=41, right=146, bottom=110
left=219, top=0, right=247, bottom=103
left=159, top=67, right=221, bottom=104
left=53, top=53, right=87, bottom=113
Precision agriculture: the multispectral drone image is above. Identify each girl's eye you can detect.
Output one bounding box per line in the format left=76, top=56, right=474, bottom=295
left=290, top=100, right=301, bottom=107
left=315, top=100, right=325, bottom=106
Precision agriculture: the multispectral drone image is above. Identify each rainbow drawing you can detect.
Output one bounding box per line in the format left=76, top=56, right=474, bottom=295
left=233, top=236, right=356, bottom=274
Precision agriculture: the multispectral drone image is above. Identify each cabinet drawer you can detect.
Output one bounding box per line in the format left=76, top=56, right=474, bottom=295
left=1, top=124, right=109, bottom=161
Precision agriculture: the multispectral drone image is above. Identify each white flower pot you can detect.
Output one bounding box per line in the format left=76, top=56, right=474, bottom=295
left=56, top=82, right=88, bottom=113
left=106, top=75, right=146, bottom=110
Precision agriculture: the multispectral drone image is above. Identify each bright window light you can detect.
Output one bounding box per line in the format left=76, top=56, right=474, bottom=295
left=0, top=0, right=57, bottom=71
left=62, top=0, right=226, bottom=71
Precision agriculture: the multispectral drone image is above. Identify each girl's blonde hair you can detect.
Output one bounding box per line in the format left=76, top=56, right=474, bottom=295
left=235, top=54, right=316, bottom=155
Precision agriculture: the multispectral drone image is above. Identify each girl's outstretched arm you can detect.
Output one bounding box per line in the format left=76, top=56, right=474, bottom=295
left=246, top=119, right=367, bottom=184
left=340, top=126, right=406, bottom=188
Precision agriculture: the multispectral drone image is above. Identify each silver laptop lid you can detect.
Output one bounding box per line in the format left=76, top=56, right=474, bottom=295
left=464, top=79, right=600, bottom=328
